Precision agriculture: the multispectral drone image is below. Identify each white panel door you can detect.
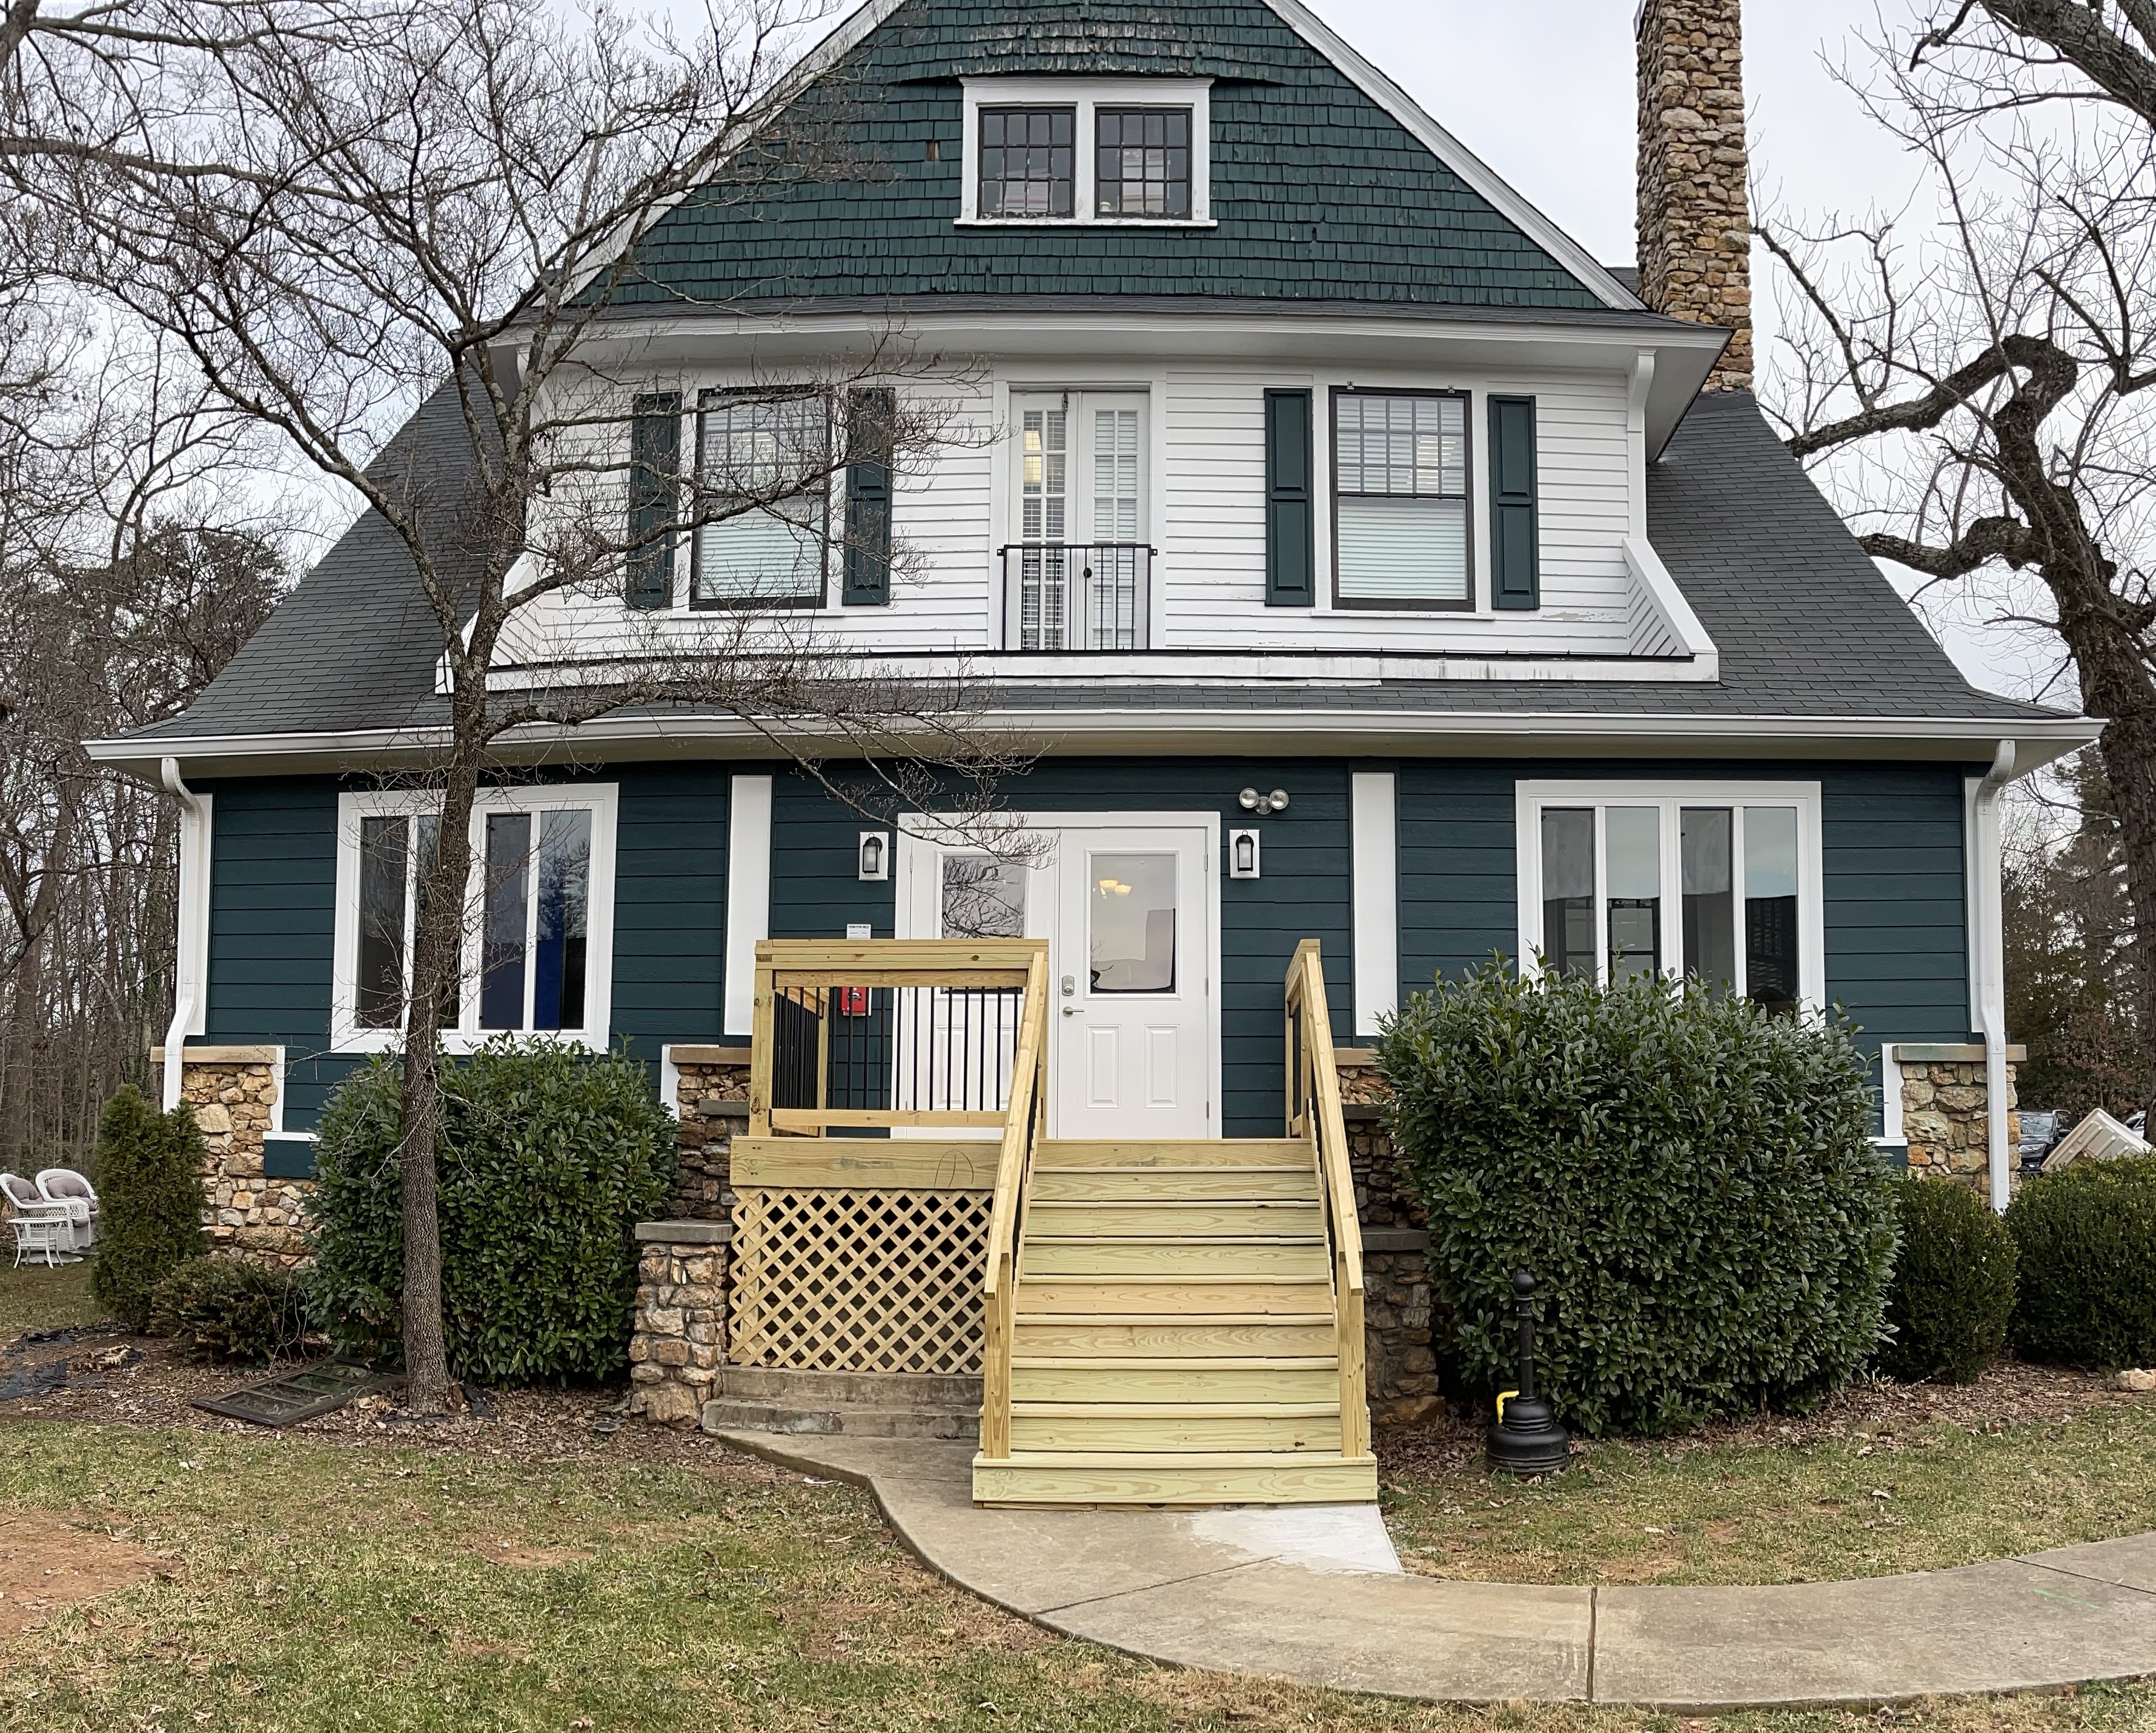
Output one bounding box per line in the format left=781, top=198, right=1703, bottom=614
left=1047, top=822, right=1212, bottom=1139
left=1006, top=391, right=1149, bottom=651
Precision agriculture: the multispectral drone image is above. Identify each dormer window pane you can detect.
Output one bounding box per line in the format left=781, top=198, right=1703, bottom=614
left=980, top=107, right=1073, bottom=218
left=1333, top=390, right=1470, bottom=608
left=1096, top=108, right=1190, bottom=218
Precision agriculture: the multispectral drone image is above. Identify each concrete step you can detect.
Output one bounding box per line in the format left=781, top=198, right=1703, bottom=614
left=972, top=1450, right=1379, bottom=1507
left=702, top=1399, right=979, bottom=1442
left=712, top=1366, right=983, bottom=1409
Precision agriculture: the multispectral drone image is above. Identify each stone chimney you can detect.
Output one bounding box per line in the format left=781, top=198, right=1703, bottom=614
left=1636, top=0, right=1751, bottom=391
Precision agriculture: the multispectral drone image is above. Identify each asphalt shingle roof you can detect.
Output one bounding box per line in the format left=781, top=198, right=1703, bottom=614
left=121, top=385, right=2068, bottom=751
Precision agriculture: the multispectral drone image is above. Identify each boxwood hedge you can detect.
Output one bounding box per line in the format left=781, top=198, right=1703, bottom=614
left=1377, top=961, right=1897, bottom=1436
left=310, top=1040, right=675, bottom=1382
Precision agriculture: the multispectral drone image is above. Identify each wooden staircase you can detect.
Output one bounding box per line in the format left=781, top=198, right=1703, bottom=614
left=969, top=1135, right=1378, bottom=1505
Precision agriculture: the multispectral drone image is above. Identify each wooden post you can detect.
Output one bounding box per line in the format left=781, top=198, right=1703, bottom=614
left=749, top=951, right=776, bottom=1137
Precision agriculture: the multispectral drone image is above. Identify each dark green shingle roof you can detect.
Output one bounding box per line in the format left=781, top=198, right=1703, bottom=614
left=610, top=0, right=1608, bottom=310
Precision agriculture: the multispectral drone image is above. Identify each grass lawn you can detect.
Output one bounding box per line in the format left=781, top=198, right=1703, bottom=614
left=4, top=1419, right=2156, bottom=1733
left=0, top=1257, right=105, bottom=1339
left=1381, top=1395, right=2156, bottom=1587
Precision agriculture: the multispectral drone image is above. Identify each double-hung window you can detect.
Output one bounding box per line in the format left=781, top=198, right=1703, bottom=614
left=1516, top=782, right=1820, bottom=1013
left=1333, top=390, right=1471, bottom=609
left=693, top=390, right=830, bottom=607
left=334, top=786, right=617, bottom=1051
left=961, top=80, right=1212, bottom=224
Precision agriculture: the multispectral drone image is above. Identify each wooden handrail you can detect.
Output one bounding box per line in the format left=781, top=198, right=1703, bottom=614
left=1285, top=939, right=1370, bottom=1459
left=980, top=950, right=1050, bottom=1460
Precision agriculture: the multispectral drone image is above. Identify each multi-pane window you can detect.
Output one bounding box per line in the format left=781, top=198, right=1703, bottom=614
left=1020, top=405, right=1067, bottom=542
left=1527, top=791, right=1813, bottom=1013
left=1095, top=108, right=1190, bottom=218
left=979, top=108, right=1073, bottom=218
left=693, top=392, right=829, bottom=606
left=1333, top=391, right=1470, bottom=607
left=337, top=791, right=614, bottom=1049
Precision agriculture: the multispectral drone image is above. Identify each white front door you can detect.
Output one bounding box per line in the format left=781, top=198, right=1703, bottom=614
left=897, top=814, right=1215, bottom=1139
left=1007, top=391, right=1149, bottom=651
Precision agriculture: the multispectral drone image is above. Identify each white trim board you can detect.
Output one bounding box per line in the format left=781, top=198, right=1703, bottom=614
left=724, top=774, right=774, bottom=1036
left=1351, top=772, right=1398, bottom=1037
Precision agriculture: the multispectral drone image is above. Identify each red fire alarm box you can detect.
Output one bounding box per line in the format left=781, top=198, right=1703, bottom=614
left=839, top=986, right=869, bottom=1017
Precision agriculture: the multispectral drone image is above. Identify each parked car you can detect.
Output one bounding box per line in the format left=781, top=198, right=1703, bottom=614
left=2020, top=1109, right=2065, bottom=1171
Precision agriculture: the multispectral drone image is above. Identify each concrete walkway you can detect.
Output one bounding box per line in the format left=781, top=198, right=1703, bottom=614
left=711, top=1429, right=2156, bottom=1711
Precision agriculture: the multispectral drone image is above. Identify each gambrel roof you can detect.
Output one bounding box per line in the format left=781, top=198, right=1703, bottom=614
left=607, top=0, right=1639, bottom=313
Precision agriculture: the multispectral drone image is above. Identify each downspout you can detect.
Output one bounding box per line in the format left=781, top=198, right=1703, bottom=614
left=160, top=757, right=205, bottom=1112
left=1971, top=740, right=2017, bottom=1213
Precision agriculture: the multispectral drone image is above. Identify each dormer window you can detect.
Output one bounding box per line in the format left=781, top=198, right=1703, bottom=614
left=960, top=79, right=1213, bottom=226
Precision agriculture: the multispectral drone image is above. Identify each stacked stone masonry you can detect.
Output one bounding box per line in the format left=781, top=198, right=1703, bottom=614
left=627, top=1223, right=730, bottom=1426
left=1902, top=1052, right=2021, bottom=1186
left=669, top=1055, right=749, bottom=1220
left=175, top=1053, right=313, bottom=1266
left=1636, top=0, right=1752, bottom=388
left=1339, top=1057, right=1440, bottom=1430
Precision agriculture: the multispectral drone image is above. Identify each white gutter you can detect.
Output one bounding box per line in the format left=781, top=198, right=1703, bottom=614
left=1969, top=741, right=2017, bottom=1212
left=160, top=757, right=210, bottom=1113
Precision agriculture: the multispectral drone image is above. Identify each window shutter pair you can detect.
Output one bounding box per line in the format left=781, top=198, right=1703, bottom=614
left=1264, top=388, right=1542, bottom=610
left=625, top=391, right=682, bottom=610
left=1264, top=389, right=1315, bottom=606
left=843, top=387, right=895, bottom=607
left=1488, top=394, right=1540, bottom=610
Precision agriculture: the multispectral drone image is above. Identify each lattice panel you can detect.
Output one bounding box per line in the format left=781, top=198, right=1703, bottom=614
left=728, top=1186, right=990, bottom=1375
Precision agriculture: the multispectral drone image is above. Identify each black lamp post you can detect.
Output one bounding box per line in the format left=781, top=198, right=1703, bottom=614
left=1485, top=1269, right=1571, bottom=1476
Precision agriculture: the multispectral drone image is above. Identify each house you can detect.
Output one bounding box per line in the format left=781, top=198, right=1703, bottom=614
left=92, top=0, right=2095, bottom=1503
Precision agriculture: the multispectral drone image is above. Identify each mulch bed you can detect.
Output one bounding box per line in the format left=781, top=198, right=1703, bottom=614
left=0, top=1324, right=755, bottom=1474
left=1376, top=1357, right=2136, bottom=1479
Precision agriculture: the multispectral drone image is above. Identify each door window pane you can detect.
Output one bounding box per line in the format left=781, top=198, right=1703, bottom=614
left=1744, top=806, right=1801, bottom=1015
left=980, top=107, right=1073, bottom=217
left=1093, top=408, right=1139, bottom=542
left=533, top=811, right=591, bottom=1031
left=1680, top=807, right=1734, bottom=997
left=357, top=816, right=408, bottom=1029
left=1095, top=107, right=1190, bottom=218
left=1089, top=853, right=1175, bottom=992
left=941, top=855, right=1026, bottom=939
left=480, top=812, right=531, bottom=1031
left=1020, top=406, right=1066, bottom=543
left=1540, top=808, right=1594, bottom=979
left=1605, top=807, right=1660, bottom=982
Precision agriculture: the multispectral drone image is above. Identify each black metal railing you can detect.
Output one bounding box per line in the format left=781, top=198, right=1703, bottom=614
left=766, top=983, right=1026, bottom=1121
left=1001, top=543, right=1152, bottom=651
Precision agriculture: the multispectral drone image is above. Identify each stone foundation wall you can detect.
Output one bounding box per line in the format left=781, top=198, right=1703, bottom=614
left=669, top=1051, right=749, bottom=1221
left=166, top=1048, right=314, bottom=1266
left=628, top=1220, right=730, bottom=1425
left=1897, top=1044, right=2022, bottom=1189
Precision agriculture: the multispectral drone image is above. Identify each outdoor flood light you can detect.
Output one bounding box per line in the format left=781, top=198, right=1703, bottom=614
left=858, top=831, right=889, bottom=880
left=1238, top=787, right=1290, bottom=815
left=1229, top=828, right=1261, bottom=879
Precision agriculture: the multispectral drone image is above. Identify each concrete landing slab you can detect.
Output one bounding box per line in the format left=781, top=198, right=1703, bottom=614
left=706, top=1427, right=2156, bottom=1710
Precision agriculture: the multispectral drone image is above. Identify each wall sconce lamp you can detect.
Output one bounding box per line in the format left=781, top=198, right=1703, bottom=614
left=1229, top=828, right=1261, bottom=879
left=858, top=831, right=889, bottom=881
left=1238, top=787, right=1290, bottom=816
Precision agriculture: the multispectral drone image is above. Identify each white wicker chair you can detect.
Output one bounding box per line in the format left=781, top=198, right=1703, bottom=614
left=34, top=1169, right=98, bottom=1250
left=2, top=1173, right=81, bottom=1267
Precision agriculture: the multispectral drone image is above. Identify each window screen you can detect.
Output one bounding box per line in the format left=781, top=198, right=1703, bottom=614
left=980, top=108, right=1073, bottom=218
left=1095, top=108, right=1190, bottom=218
left=1333, top=392, right=1470, bottom=605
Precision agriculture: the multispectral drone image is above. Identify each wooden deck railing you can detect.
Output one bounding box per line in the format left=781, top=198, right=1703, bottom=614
left=748, top=939, right=1048, bottom=1136
left=977, top=948, right=1050, bottom=1459
left=1284, top=939, right=1371, bottom=1460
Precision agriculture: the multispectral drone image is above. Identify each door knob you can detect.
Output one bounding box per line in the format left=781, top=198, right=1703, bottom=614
left=1062, top=1005, right=1084, bottom=1016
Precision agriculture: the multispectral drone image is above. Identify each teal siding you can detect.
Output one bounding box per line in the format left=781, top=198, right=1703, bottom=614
left=198, top=754, right=1976, bottom=1160
left=614, top=0, right=1600, bottom=311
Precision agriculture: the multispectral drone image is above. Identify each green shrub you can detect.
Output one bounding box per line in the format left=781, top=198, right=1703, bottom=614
left=1877, top=1177, right=2015, bottom=1383
left=88, top=1085, right=208, bottom=1332
left=148, top=1256, right=311, bottom=1365
left=2006, top=1154, right=2156, bottom=1369
left=1378, top=960, right=1897, bottom=1437
left=310, top=1040, right=675, bottom=1382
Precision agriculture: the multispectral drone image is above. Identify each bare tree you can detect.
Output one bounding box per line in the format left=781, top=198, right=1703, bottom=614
left=13, top=0, right=1023, bottom=1409
left=1759, top=1, right=2156, bottom=1111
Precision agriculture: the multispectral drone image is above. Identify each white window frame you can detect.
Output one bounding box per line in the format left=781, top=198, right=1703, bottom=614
left=958, top=78, right=1215, bottom=227
left=1513, top=780, right=1825, bottom=1010
left=331, top=784, right=619, bottom=1054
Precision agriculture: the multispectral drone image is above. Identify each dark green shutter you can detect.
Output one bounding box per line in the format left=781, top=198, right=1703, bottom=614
left=843, top=388, right=895, bottom=606
left=625, top=391, right=681, bottom=610
left=1264, top=388, right=1315, bottom=607
left=1488, top=394, right=1539, bottom=611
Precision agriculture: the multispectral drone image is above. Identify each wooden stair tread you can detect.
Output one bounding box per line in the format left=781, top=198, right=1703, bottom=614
left=1023, top=1234, right=1326, bottom=1245
left=981, top=1451, right=1377, bottom=1468
left=1012, top=1355, right=1338, bottom=1371
left=1011, top=1400, right=1340, bottom=1417
left=1015, top=1312, right=1335, bottom=1326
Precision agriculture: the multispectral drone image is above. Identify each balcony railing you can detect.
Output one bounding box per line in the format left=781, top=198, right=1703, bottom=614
left=1001, top=542, right=1152, bottom=651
